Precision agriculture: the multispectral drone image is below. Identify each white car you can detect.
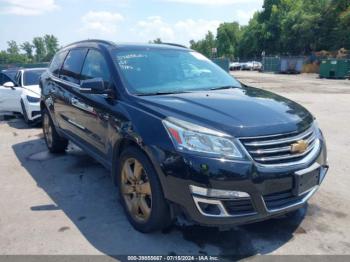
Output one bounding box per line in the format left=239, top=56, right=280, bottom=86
left=0, top=68, right=46, bottom=124
left=241, top=61, right=262, bottom=71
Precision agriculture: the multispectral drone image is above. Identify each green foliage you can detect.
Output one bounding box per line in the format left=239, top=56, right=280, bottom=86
left=44, top=34, right=59, bottom=61
left=216, top=22, right=241, bottom=59
left=32, top=37, right=46, bottom=62
left=149, top=38, right=162, bottom=44
left=190, top=31, right=216, bottom=58
left=21, top=41, right=34, bottom=62
left=7, top=40, right=20, bottom=55
left=191, top=0, right=350, bottom=59
left=0, top=35, right=60, bottom=65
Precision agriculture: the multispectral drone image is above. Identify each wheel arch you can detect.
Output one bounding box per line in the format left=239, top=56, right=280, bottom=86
left=110, top=137, right=168, bottom=196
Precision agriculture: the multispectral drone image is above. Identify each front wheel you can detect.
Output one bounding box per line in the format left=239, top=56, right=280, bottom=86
left=117, top=147, right=172, bottom=233
left=20, top=99, right=31, bottom=125
left=42, top=108, right=68, bottom=153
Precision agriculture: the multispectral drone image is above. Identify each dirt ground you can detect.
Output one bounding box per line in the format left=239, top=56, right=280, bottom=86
left=0, top=72, right=350, bottom=259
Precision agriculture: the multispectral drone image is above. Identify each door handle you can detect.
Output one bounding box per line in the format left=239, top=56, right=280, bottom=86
left=71, top=97, right=95, bottom=113
left=71, top=97, right=79, bottom=105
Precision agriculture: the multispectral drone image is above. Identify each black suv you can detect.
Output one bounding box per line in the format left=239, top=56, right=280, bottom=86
left=40, top=40, right=328, bottom=233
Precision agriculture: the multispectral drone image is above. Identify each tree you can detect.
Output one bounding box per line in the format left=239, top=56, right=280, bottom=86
left=7, top=40, right=20, bottom=55
left=149, top=38, right=162, bottom=44
left=32, top=37, right=46, bottom=62
left=216, top=22, right=241, bottom=59
left=238, top=12, right=265, bottom=58
left=21, top=41, right=34, bottom=61
left=190, top=31, right=216, bottom=58
left=44, top=34, right=59, bottom=61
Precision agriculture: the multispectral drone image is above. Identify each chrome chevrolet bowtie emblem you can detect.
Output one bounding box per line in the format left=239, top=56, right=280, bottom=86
left=291, top=140, right=308, bottom=154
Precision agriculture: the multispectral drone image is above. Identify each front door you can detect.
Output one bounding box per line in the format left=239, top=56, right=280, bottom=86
left=75, top=49, right=113, bottom=155
left=0, top=72, right=22, bottom=113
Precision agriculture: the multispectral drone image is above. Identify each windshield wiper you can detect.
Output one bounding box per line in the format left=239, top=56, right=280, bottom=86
left=210, top=85, right=238, bottom=91
left=137, top=91, right=191, bottom=96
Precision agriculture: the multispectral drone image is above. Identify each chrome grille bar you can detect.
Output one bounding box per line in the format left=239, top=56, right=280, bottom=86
left=249, top=133, right=317, bottom=155
left=239, top=125, right=319, bottom=166
left=254, top=140, right=318, bottom=162
left=243, top=126, right=314, bottom=147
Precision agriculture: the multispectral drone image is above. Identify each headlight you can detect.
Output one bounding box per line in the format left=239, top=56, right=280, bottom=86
left=162, top=117, right=243, bottom=159
left=26, top=95, right=40, bottom=103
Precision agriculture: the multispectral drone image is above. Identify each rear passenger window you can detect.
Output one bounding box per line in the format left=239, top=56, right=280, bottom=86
left=49, top=51, right=68, bottom=76
left=81, top=49, right=110, bottom=85
left=60, top=49, right=87, bottom=84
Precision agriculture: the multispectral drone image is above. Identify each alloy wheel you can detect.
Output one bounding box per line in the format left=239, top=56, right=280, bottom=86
left=43, top=114, right=53, bottom=147
left=121, top=158, right=152, bottom=222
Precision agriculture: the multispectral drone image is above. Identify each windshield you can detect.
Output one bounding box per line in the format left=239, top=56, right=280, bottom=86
left=113, top=49, right=241, bottom=95
left=23, top=69, right=45, bottom=86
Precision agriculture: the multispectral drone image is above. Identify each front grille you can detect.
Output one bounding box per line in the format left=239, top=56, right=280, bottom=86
left=263, top=190, right=307, bottom=210
left=239, top=125, right=318, bottom=166
left=222, top=198, right=255, bottom=215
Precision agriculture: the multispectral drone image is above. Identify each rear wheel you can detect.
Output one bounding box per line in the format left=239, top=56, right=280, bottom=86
left=117, top=147, right=171, bottom=233
left=42, top=108, right=68, bottom=153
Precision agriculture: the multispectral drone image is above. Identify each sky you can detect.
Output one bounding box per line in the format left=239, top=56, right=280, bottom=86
left=0, top=0, right=264, bottom=50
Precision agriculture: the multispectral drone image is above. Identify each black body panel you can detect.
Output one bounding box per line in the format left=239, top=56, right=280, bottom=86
left=40, top=40, right=328, bottom=227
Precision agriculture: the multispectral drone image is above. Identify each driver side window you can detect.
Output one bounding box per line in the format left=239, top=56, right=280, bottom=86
left=81, top=49, right=110, bottom=86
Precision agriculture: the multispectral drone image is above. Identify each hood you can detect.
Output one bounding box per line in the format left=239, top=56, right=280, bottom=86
left=135, top=86, right=314, bottom=137
left=23, top=85, right=40, bottom=96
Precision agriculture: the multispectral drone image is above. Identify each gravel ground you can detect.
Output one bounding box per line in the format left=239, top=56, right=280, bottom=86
left=0, top=72, right=349, bottom=259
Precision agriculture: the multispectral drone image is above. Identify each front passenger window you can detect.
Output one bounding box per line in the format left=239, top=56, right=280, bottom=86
left=60, top=49, right=87, bottom=84
left=81, top=50, right=110, bottom=86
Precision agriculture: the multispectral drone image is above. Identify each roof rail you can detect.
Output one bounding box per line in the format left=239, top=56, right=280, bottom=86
left=161, top=43, right=188, bottom=49
left=64, top=39, right=115, bottom=48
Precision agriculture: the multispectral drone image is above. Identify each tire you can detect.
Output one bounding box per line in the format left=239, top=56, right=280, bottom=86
left=42, top=108, right=68, bottom=153
left=20, top=99, right=31, bottom=125
left=117, top=146, right=172, bottom=233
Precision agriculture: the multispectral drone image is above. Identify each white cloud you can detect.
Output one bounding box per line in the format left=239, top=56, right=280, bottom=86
left=0, top=0, right=59, bottom=15
left=134, top=16, right=221, bottom=45
left=235, top=9, right=257, bottom=25
left=136, top=16, right=175, bottom=42
left=80, top=11, right=124, bottom=36
left=162, top=0, right=262, bottom=5
left=175, top=19, right=221, bottom=41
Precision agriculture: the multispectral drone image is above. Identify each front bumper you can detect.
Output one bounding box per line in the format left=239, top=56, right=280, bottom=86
left=156, top=138, right=328, bottom=227
left=23, top=100, right=41, bottom=121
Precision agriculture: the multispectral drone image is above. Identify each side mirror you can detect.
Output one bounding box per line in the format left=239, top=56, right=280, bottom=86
left=80, top=78, right=107, bottom=94
left=3, top=81, right=15, bottom=89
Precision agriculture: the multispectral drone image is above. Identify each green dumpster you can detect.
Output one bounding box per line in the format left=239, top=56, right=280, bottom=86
left=212, top=58, right=230, bottom=72
left=262, top=56, right=280, bottom=73
left=320, top=59, right=350, bottom=79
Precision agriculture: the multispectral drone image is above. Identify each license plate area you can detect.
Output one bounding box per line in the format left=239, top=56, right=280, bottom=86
left=293, top=163, right=321, bottom=196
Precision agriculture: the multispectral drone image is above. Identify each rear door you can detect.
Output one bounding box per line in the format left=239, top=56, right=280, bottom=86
left=54, top=48, right=89, bottom=138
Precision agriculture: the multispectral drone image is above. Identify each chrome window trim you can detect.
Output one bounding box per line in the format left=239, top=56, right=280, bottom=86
left=48, top=72, right=92, bottom=93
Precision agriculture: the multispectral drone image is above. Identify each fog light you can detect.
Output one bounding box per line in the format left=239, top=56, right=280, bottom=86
left=190, top=185, right=249, bottom=199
